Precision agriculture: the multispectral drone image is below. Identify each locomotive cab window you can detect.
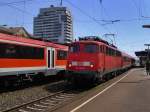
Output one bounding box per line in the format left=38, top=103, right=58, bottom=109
left=57, top=50, right=67, bottom=60
left=69, top=44, right=80, bottom=53
left=84, top=44, right=99, bottom=53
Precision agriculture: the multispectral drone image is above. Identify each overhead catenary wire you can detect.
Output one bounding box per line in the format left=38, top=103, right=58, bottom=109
left=130, top=0, right=142, bottom=20
left=0, top=0, right=35, bottom=28
left=22, top=0, right=26, bottom=27
left=0, top=1, right=33, bottom=16
left=98, top=0, right=118, bottom=45
left=0, top=0, right=62, bottom=16
left=0, top=0, right=33, bottom=6
left=65, top=0, right=112, bottom=34
left=0, top=0, right=60, bottom=6
left=140, top=0, right=150, bottom=19
left=0, top=0, right=62, bottom=28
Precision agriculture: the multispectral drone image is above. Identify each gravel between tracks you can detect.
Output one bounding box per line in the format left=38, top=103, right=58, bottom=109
left=0, top=81, right=66, bottom=111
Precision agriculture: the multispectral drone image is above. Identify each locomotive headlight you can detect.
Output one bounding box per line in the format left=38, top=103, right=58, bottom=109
left=68, top=61, right=77, bottom=67
left=90, top=64, right=94, bottom=68
left=68, top=64, right=72, bottom=67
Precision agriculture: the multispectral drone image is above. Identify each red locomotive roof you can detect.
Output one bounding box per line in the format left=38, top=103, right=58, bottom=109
left=122, top=52, right=135, bottom=59
left=72, top=40, right=119, bottom=51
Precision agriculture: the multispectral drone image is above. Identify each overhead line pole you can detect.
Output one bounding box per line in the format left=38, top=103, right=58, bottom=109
left=144, top=44, right=150, bottom=61
left=60, top=0, right=62, bottom=6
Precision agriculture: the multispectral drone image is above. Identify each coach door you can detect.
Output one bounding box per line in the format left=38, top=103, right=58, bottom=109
left=47, top=47, right=55, bottom=69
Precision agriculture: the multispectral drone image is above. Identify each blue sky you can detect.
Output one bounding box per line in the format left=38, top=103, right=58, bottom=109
left=0, top=0, right=150, bottom=57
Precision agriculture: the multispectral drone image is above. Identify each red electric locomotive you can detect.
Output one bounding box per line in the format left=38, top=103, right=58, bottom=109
left=0, top=33, right=68, bottom=86
left=66, top=36, right=134, bottom=83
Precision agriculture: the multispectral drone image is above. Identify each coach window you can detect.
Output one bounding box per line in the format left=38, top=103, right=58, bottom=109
left=112, top=49, right=115, bottom=56
left=0, top=43, right=44, bottom=59
left=69, top=44, right=80, bottom=53
left=102, top=46, right=106, bottom=54
left=114, top=50, right=116, bottom=56
left=106, top=47, right=109, bottom=55
left=84, top=44, right=99, bottom=53
left=116, top=51, right=119, bottom=56
left=109, top=48, right=112, bottom=56
left=116, top=51, right=118, bottom=56
left=100, top=45, right=103, bottom=53
left=110, top=48, right=112, bottom=56
left=99, top=45, right=102, bottom=53
left=57, top=50, right=67, bottom=60
left=124, top=57, right=127, bottom=61
left=111, top=49, right=113, bottom=56
left=101, top=46, right=104, bottom=53
left=108, top=47, right=110, bottom=55
left=101, top=45, right=105, bottom=53
left=118, top=51, right=121, bottom=56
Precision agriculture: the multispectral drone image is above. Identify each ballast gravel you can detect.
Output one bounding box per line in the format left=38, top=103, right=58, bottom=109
left=0, top=81, right=65, bottom=111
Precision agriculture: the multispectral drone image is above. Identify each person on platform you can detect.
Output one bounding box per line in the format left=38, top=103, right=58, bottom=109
left=146, top=60, right=150, bottom=75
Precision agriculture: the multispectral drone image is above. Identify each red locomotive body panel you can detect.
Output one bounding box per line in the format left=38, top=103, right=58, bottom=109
left=67, top=41, right=123, bottom=73
left=67, top=41, right=101, bottom=72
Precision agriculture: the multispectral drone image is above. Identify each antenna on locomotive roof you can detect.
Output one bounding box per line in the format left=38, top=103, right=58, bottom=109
left=78, top=36, right=117, bottom=48
left=103, top=33, right=116, bottom=45
left=78, top=36, right=109, bottom=45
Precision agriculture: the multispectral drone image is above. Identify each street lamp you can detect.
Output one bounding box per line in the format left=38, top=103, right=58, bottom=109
left=144, top=44, right=150, bottom=61
left=142, top=25, right=150, bottom=28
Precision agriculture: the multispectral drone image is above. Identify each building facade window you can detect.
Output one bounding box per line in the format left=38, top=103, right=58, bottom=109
left=33, top=6, right=73, bottom=43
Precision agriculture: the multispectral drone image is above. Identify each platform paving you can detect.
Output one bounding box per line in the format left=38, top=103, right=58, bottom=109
left=53, top=68, right=150, bottom=112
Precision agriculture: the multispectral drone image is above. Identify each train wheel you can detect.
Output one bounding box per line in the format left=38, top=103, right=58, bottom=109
left=4, top=80, right=10, bottom=87
left=112, top=72, right=117, bottom=77
left=57, top=70, right=65, bottom=80
left=103, top=73, right=111, bottom=81
left=3, top=80, right=17, bottom=88
left=95, top=73, right=103, bottom=84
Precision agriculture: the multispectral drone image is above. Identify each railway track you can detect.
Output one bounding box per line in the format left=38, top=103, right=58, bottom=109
left=2, top=89, right=78, bottom=112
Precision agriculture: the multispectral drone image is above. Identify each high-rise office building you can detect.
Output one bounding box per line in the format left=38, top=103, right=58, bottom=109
left=33, top=5, right=73, bottom=43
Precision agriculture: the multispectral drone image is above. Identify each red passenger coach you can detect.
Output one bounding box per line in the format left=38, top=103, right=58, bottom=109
left=122, top=52, right=135, bottom=69
left=66, top=36, right=134, bottom=83
left=46, top=42, right=68, bottom=76
left=0, top=33, right=68, bottom=85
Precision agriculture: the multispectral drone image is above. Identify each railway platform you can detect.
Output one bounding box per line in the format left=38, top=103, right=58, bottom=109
left=53, top=68, right=150, bottom=112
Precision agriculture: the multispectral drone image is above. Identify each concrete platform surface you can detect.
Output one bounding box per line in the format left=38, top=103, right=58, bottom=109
left=53, top=68, right=150, bottom=112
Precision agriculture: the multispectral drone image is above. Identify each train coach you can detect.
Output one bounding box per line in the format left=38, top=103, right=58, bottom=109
left=66, top=36, right=134, bottom=84
left=0, top=33, right=68, bottom=86
left=122, top=52, right=135, bottom=70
